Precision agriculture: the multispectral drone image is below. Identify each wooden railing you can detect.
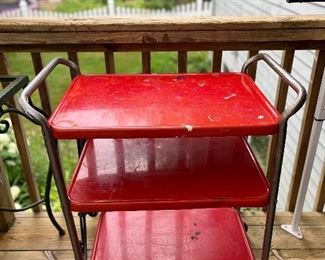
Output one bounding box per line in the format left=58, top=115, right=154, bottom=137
left=0, top=16, right=324, bottom=228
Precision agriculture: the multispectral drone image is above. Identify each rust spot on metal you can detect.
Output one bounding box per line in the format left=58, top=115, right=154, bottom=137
left=190, top=230, right=201, bottom=241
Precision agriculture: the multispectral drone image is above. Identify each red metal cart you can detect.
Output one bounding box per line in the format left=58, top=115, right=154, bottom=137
left=19, top=53, right=306, bottom=260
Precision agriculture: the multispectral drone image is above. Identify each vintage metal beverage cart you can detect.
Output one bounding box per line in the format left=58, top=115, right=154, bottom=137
left=18, top=53, right=306, bottom=260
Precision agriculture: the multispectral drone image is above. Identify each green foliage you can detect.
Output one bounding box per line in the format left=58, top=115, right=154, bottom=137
left=117, top=0, right=193, bottom=9
left=188, top=52, right=211, bottom=73
left=151, top=52, right=211, bottom=73
left=151, top=52, right=178, bottom=73
left=250, top=136, right=269, bottom=169
left=141, top=0, right=177, bottom=10
left=0, top=125, right=30, bottom=206
left=55, top=0, right=105, bottom=12
left=52, top=0, right=194, bottom=12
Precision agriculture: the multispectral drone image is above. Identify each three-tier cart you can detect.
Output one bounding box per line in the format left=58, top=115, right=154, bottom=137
left=19, top=53, right=306, bottom=260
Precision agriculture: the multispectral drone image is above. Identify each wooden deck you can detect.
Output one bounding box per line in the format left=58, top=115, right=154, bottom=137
left=0, top=211, right=324, bottom=259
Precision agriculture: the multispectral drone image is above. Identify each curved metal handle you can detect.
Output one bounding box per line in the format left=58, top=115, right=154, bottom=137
left=241, top=53, right=307, bottom=122
left=19, top=58, right=80, bottom=124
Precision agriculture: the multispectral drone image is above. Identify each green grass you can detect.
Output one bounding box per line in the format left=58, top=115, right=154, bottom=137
left=250, top=136, right=269, bottom=170
left=55, top=0, right=105, bottom=12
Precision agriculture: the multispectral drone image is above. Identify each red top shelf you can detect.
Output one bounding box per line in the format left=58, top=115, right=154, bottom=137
left=49, top=73, right=280, bottom=139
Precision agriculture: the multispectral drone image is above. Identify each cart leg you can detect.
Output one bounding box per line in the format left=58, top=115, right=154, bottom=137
left=262, top=123, right=287, bottom=260
left=79, top=212, right=88, bottom=259
left=42, top=130, right=83, bottom=260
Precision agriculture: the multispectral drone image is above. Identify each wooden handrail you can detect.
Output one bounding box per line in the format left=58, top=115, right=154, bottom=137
left=0, top=16, right=324, bottom=51
left=0, top=16, right=324, bottom=31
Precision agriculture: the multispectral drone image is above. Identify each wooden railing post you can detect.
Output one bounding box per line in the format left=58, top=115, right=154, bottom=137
left=315, top=163, right=325, bottom=211
left=266, top=50, right=295, bottom=182
left=178, top=51, right=187, bottom=73
left=68, top=52, right=80, bottom=78
left=287, top=50, right=325, bottom=211
left=247, top=50, right=259, bottom=81
left=0, top=52, right=42, bottom=212
left=104, top=51, right=115, bottom=74
left=212, top=51, right=222, bottom=72
left=31, top=53, right=52, bottom=115
left=0, top=158, right=15, bottom=232
left=142, top=52, right=151, bottom=74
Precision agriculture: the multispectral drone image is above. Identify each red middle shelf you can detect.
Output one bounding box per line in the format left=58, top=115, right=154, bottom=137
left=68, top=136, right=269, bottom=212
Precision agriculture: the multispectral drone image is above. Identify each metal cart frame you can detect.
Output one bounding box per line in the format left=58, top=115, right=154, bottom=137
left=18, top=53, right=306, bottom=260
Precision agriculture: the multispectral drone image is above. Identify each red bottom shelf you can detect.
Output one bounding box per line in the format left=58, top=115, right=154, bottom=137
left=91, top=208, right=254, bottom=260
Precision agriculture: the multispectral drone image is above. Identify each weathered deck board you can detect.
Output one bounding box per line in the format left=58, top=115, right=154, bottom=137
left=0, top=211, right=324, bottom=259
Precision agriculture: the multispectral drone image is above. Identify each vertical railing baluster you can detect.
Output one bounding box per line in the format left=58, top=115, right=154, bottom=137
left=141, top=51, right=155, bottom=175
left=31, top=53, right=52, bottom=115
left=266, top=50, right=295, bottom=182
left=142, top=52, right=151, bottom=74
left=287, top=50, right=325, bottom=211
left=315, top=164, right=325, bottom=211
left=104, top=51, right=115, bottom=74
left=0, top=155, right=15, bottom=231
left=178, top=51, right=187, bottom=73
left=212, top=51, right=222, bottom=72
left=247, top=50, right=259, bottom=81
left=67, top=52, right=79, bottom=78
left=0, top=52, right=41, bottom=212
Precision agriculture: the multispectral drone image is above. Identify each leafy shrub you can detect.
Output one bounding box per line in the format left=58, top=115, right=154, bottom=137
left=55, top=0, right=105, bottom=12
left=0, top=123, right=28, bottom=207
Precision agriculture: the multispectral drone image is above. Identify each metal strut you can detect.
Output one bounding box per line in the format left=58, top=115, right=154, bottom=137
left=0, top=76, right=65, bottom=236
left=79, top=212, right=88, bottom=259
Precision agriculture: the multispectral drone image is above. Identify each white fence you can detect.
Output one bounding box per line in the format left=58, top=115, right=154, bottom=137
left=0, top=0, right=214, bottom=18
